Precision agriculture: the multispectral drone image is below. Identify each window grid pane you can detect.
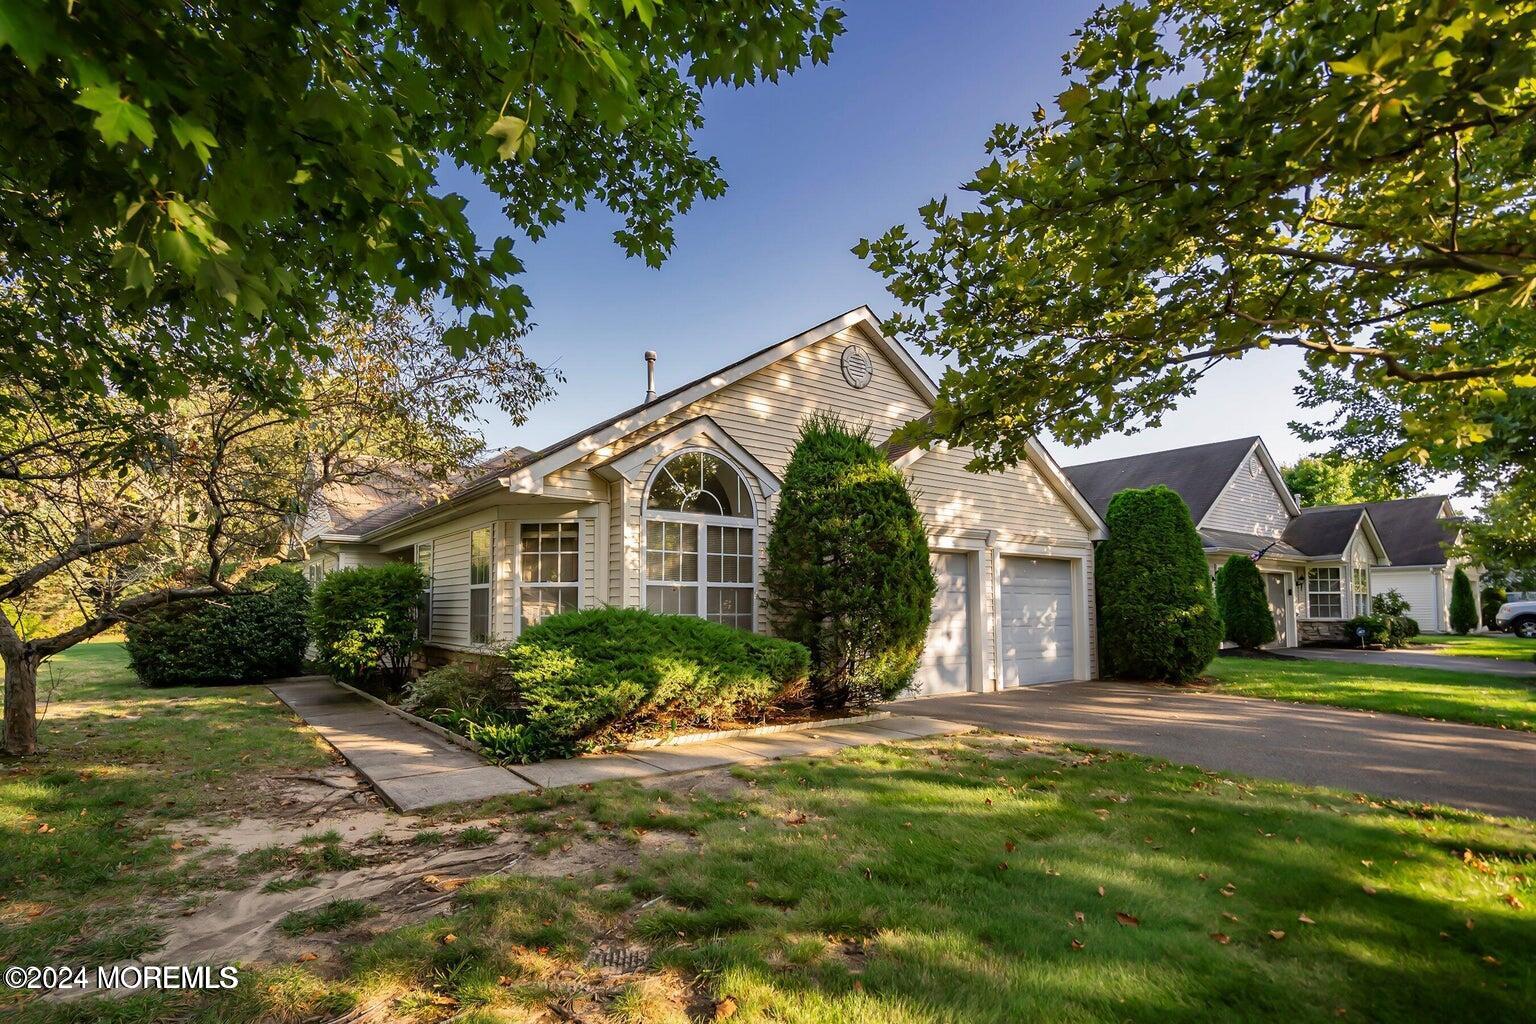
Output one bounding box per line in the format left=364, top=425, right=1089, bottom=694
left=470, top=527, right=492, bottom=585
left=521, top=522, right=579, bottom=583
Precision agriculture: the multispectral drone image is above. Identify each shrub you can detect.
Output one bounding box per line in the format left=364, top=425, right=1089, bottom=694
left=1481, top=586, right=1507, bottom=629
left=401, top=662, right=502, bottom=718
left=124, top=566, right=309, bottom=687
left=1369, top=589, right=1417, bottom=647
left=444, top=608, right=810, bottom=762
left=1346, top=614, right=1391, bottom=647
left=1449, top=567, right=1478, bottom=635
left=763, top=415, right=935, bottom=707
left=1096, top=486, right=1222, bottom=683
left=309, top=562, right=426, bottom=691
left=1214, top=555, right=1275, bottom=649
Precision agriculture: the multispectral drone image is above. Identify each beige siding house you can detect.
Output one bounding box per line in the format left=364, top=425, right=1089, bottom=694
left=1064, top=437, right=1394, bottom=647
left=301, top=307, right=1108, bottom=694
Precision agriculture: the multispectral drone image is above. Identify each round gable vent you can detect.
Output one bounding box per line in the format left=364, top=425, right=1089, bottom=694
left=841, top=344, right=874, bottom=389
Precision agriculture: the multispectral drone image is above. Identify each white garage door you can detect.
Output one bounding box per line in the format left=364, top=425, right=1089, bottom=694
left=916, top=552, right=971, bottom=695
left=999, top=557, right=1075, bottom=686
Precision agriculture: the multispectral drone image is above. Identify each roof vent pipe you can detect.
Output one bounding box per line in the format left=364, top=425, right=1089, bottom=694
left=644, top=350, right=657, bottom=404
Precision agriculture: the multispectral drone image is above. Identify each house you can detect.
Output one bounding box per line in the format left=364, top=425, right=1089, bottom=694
left=1063, top=437, right=1392, bottom=646
left=1340, top=496, right=1477, bottom=634
left=301, top=307, right=1109, bottom=695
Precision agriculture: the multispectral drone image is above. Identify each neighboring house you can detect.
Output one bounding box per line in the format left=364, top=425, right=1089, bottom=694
left=300, top=307, right=1108, bottom=695
left=1063, top=437, right=1393, bottom=647
left=1341, top=496, right=1477, bottom=634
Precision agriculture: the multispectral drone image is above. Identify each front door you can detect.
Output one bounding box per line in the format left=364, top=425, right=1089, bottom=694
left=1263, top=572, right=1288, bottom=648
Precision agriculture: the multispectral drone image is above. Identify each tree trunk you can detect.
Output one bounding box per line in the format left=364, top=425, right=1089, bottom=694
left=3, top=652, right=39, bottom=756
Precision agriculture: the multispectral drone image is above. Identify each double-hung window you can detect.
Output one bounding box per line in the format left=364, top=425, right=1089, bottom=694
left=519, top=522, right=579, bottom=630
left=1307, top=567, right=1342, bottom=619
left=415, top=542, right=434, bottom=640
left=1352, top=566, right=1370, bottom=618
left=642, top=450, right=756, bottom=630
left=469, top=526, right=494, bottom=644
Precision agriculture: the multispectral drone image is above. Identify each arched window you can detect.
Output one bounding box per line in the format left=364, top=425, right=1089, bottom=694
left=643, top=449, right=755, bottom=629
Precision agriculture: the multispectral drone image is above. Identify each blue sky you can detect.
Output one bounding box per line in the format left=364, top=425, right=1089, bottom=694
left=452, top=0, right=1318, bottom=469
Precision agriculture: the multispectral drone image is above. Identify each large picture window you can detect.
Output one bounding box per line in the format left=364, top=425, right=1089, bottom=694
left=469, top=526, right=493, bottom=644
left=519, top=521, right=579, bottom=630
left=415, top=542, right=434, bottom=640
left=643, top=450, right=755, bottom=629
left=1307, top=567, right=1342, bottom=619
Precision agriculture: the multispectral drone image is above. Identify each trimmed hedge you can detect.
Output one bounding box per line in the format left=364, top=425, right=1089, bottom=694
left=309, top=562, right=426, bottom=691
left=426, top=608, right=810, bottom=763
left=1370, top=589, right=1419, bottom=647
left=1449, top=567, right=1478, bottom=635
left=1215, top=554, right=1275, bottom=649
left=1096, top=486, right=1222, bottom=683
left=124, top=565, right=309, bottom=687
left=1346, top=614, right=1391, bottom=647
left=764, top=415, right=934, bottom=707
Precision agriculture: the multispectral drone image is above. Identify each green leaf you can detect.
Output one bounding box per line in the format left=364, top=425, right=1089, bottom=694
left=1057, top=83, right=1091, bottom=121
left=76, top=85, right=156, bottom=147
left=168, top=115, right=218, bottom=162
left=1328, top=56, right=1371, bottom=76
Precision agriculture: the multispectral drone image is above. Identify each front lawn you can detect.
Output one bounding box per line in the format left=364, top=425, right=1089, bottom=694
left=1206, top=655, right=1536, bottom=731
left=200, top=738, right=1536, bottom=1024
left=1407, top=634, right=1536, bottom=662
left=0, top=641, right=330, bottom=987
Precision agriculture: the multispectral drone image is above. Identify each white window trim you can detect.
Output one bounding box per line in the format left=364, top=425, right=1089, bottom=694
left=415, top=541, right=434, bottom=640
left=514, top=520, right=582, bottom=635
left=469, top=525, right=495, bottom=645
left=642, top=448, right=757, bottom=630
left=1307, top=566, right=1343, bottom=620
left=1352, top=565, right=1371, bottom=619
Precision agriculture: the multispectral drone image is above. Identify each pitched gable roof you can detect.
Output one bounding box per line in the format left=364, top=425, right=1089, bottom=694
left=1315, top=495, right=1456, bottom=566
left=320, top=446, right=534, bottom=538
left=1062, top=436, right=1263, bottom=523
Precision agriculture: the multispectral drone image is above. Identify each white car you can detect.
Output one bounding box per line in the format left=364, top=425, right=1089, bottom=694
left=1493, top=599, right=1536, bottom=638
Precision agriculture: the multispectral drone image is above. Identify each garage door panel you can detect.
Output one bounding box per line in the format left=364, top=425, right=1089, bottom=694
left=916, top=552, right=971, bottom=695
left=1000, top=557, right=1075, bottom=687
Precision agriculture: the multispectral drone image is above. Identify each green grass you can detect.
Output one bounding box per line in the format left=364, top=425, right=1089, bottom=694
left=278, top=899, right=377, bottom=936
left=1407, top=633, right=1536, bottom=662
left=205, top=738, right=1534, bottom=1024
left=1206, top=655, right=1536, bottom=731
left=0, top=640, right=330, bottom=980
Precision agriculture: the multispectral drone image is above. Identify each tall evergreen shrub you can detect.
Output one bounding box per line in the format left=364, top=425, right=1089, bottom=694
left=763, top=415, right=935, bottom=707
left=1096, top=486, right=1222, bottom=682
left=1449, top=566, right=1478, bottom=635
left=1215, top=554, right=1275, bottom=650
left=309, top=562, right=427, bottom=691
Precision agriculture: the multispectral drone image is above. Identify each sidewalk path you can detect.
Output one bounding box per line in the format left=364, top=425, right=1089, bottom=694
left=270, top=677, right=971, bottom=812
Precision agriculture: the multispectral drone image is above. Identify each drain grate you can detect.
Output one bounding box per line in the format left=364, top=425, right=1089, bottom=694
left=584, top=943, right=650, bottom=973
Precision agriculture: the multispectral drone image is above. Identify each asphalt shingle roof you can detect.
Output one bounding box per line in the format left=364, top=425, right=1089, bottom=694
left=1316, top=495, right=1456, bottom=566
left=1061, top=436, right=1260, bottom=522
left=1281, top=506, right=1369, bottom=558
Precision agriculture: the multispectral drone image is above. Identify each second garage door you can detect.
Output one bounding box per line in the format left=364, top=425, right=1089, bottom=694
left=999, top=556, right=1075, bottom=687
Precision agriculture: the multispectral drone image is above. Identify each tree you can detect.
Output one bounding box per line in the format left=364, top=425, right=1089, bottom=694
left=1096, top=487, right=1222, bottom=683
left=1, top=1, right=844, bottom=423
left=1449, top=567, right=1479, bottom=635
left=1215, top=555, right=1275, bottom=650
left=1282, top=456, right=1407, bottom=508
left=857, top=1, right=1536, bottom=471
left=763, top=415, right=935, bottom=707
left=1481, top=585, right=1507, bottom=628
left=1, top=304, right=546, bottom=755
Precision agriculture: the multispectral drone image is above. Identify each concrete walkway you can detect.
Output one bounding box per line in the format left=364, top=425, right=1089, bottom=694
left=271, top=678, right=972, bottom=812
left=888, top=680, right=1536, bottom=819
left=1279, top=646, right=1536, bottom=678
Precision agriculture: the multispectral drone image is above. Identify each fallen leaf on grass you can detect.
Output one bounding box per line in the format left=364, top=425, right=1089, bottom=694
left=1073, top=911, right=1085, bottom=923
left=1482, top=955, right=1501, bottom=967
left=497, top=976, right=514, bottom=986
left=1268, top=930, right=1286, bottom=941
left=36, top=823, right=52, bottom=834
left=1298, top=914, right=1316, bottom=925
left=1360, top=885, right=1377, bottom=896
left=442, top=934, right=458, bottom=945
left=296, top=952, right=318, bottom=963
left=1096, top=886, right=1105, bottom=898
left=714, top=995, right=739, bottom=1020
left=1209, top=932, right=1230, bottom=944
left=1004, top=840, right=1016, bottom=853
left=1069, top=938, right=1084, bottom=951
left=1503, top=893, right=1523, bottom=909
left=1115, top=912, right=1139, bottom=927
left=1222, top=912, right=1240, bottom=922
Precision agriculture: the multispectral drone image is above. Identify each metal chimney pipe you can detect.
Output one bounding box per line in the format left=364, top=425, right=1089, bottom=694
left=644, top=350, right=657, bottom=403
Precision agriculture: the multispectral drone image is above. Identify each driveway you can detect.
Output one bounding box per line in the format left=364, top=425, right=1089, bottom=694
left=887, top=680, right=1536, bottom=819
left=1278, top=646, right=1536, bottom=678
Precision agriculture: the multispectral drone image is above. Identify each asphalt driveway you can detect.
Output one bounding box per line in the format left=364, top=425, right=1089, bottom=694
left=1278, top=646, right=1536, bottom=677
left=888, top=680, right=1536, bottom=819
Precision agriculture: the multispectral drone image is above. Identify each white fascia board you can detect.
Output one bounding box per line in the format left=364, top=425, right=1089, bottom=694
left=591, top=415, right=782, bottom=497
